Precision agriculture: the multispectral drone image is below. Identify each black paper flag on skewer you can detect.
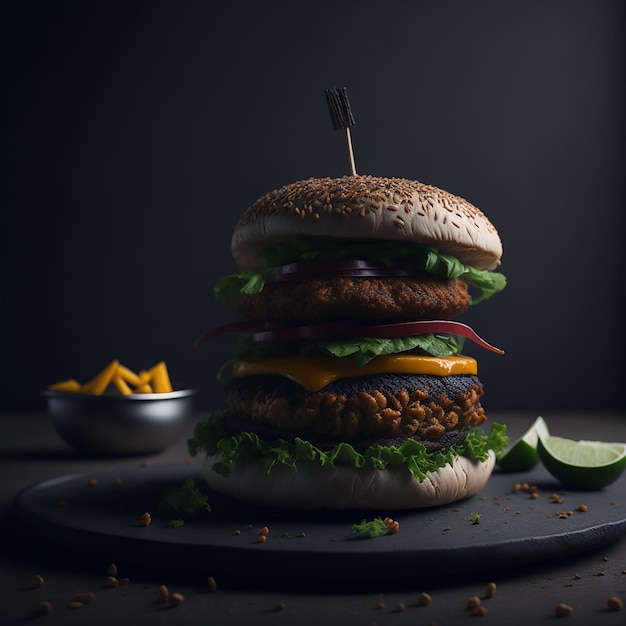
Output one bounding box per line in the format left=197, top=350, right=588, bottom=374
left=325, top=86, right=357, bottom=176
left=325, top=86, right=356, bottom=131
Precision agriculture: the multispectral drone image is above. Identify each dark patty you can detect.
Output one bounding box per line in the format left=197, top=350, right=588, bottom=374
left=233, top=275, right=470, bottom=323
left=224, top=373, right=486, bottom=444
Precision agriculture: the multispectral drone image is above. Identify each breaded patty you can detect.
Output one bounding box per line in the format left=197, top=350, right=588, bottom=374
left=224, top=373, right=486, bottom=446
left=233, top=275, right=470, bottom=323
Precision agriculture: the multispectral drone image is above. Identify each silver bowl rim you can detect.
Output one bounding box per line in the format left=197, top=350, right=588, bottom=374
left=42, top=388, right=197, bottom=401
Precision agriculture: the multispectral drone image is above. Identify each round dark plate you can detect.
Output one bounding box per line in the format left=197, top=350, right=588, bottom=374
left=13, top=461, right=626, bottom=580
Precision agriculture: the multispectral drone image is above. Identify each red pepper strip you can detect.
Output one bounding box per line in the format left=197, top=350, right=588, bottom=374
left=354, top=320, right=504, bottom=354
left=252, top=319, right=504, bottom=355
left=196, top=318, right=504, bottom=355
left=193, top=320, right=270, bottom=350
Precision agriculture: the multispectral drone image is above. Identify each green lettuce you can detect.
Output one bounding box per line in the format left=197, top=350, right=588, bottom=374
left=214, top=237, right=506, bottom=305
left=216, top=332, right=464, bottom=379
left=188, top=413, right=508, bottom=482
left=305, top=333, right=464, bottom=366
left=214, top=270, right=269, bottom=304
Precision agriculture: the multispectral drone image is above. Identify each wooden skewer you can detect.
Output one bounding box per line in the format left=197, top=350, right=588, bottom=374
left=345, top=127, right=357, bottom=176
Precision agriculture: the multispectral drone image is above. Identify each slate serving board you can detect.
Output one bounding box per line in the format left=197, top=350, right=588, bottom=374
left=14, top=461, right=626, bottom=579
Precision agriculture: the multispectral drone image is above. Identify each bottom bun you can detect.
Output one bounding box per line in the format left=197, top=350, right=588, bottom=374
left=201, top=451, right=496, bottom=510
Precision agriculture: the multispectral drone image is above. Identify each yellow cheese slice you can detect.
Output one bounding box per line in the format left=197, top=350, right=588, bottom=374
left=232, top=354, right=477, bottom=392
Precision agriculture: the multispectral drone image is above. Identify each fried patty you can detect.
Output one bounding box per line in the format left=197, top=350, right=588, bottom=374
left=233, top=275, right=470, bottom=323
left=224, top=373, right=486, bottom=446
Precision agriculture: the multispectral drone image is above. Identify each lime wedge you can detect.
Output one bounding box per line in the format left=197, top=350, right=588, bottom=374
left=496, top=416, right=549, bottom=472
left=537, top=435, right=626, bottom=489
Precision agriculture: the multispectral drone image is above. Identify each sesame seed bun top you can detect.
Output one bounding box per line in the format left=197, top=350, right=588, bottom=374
left=231, top=175, right=503, bottom=272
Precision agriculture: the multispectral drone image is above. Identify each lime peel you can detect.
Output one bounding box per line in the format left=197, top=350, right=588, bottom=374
left=496, top=416, right=549, bottom=472
left=537, top=435, right=626, bottom=490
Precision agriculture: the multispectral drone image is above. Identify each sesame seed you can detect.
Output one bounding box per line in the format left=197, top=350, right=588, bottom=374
left=235, top=175, right=490, bottom=230
left=467, top=596, right=481, bottom=610
left=67, top=601, right=83, bottom=610
left=74, top=592, right=94, bottom=604
left=168, top=592, right=185, bottom=607
left=36, top=601, right=52, bottom=615
left=555, top=603, right=573, bottom=617
left=417, top=592, right=432, bottom=606
left=485, top=582, right=496, bottom=598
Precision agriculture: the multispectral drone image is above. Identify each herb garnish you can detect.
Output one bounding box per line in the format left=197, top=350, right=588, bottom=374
left=160, top=478, right=212, bottom=528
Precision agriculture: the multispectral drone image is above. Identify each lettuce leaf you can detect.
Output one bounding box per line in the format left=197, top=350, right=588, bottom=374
left=460, top=266, right=507, bottom=305
left=188, top=413, right=508, bottom=482
left=219, top=331, right=464, bottom=376
left=214, top=270, right=270, bottom=304
left=214, top=237, right=506, bottom=305
left=306, top=333, right=464, bottom=366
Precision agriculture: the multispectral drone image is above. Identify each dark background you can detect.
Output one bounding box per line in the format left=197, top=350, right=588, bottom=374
left=2, top=0, right=624, bottom=413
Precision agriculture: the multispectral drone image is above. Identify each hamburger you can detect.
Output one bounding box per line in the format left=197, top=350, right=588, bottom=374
left=189, top=174, right=508, bottom=509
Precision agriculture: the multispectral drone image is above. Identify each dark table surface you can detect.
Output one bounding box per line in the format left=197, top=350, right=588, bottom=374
left=1, top=409, right=625, bottom=625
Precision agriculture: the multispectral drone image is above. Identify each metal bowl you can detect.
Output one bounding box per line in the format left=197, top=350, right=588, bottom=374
left=43, top=388, right=196, bottom=456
